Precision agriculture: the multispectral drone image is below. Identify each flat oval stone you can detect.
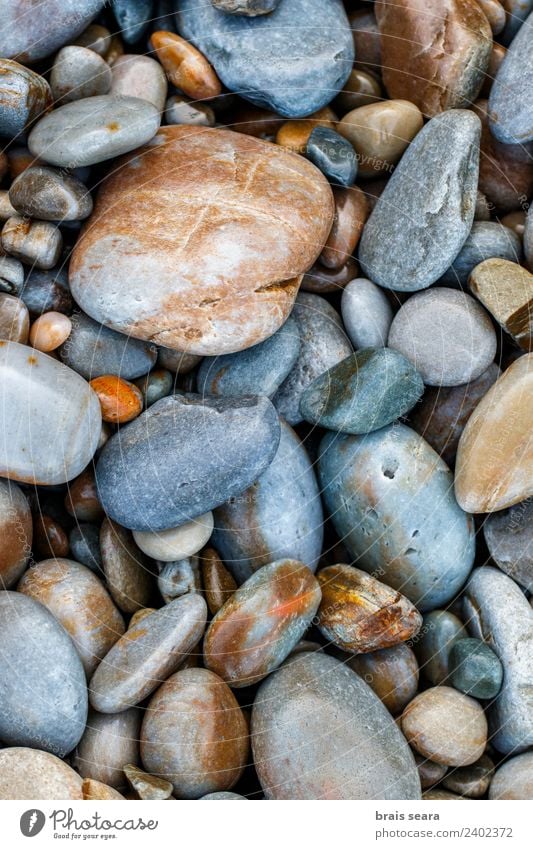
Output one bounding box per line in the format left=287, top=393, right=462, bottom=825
left=69, top=126, right=334, bottom=355
left=463, top=566, right=533, bottom=753
left=0, top=591, right=87, bottom=756
left=414, top=610, right=467, bottom=686
left=469, top=258, right=533, bottom=351
left=201, top=548, right=237, bottom=615
left=442, top=754, right=494, bottom=798
left=341, top=278, right=393, bottom=349
left=306, top=126, right=357, bottom=187
left=0, top=293, right=29, bottom=343
left=348, top=643, right=419, bottom=715
left=28, top=95, right=161, bottom=168
left=318, top=424, right=475, bottom=611
left=141, top=667, right=249, bottom=798
left=20, top=267, right=72, bottom=317
left=204, top=559, right=321, bottom=687
left=0, top=748, right=83, bottom=800
left=388, top=289, right=497, bottom=387
left=100, top=518, right=154, bottom=613
left=252, top=652, right=421, bottom=799
left=133, top=512, right=213, bottom=561
left=455, top=355, right=533, bottom=512
left=0, top=59, right=52, bottom=139
left=300, top=347, right=424, bottom=433
left=96, top=394, right=280, bottom=530
left=176, top=0, right=354, bottom=118
left=358, top=110, right=481, bottom=292
left=111, top=55, right=168, bottom=111
left=489, top=752, right=533, bottom=799
left=9, top=166, right=93, bottom=221
left=440, top=223, right=522, bottom=286
left=0, top=341, right=101, bottom=485
left=89, top=593, right=207, bottom=712
left=0, top=1, right=105, bottom=63
left=449, top=637, right=503, bottom=699
left=0, top=478, right=32, bottom=587
left=213, top=420, right=323, bottom=583
left=73, top=708, right=141, bottom=787
left=338, top=100, right=423, bottom=178
left=50, top=46, right=112, bottom=104
left=489, top=11, right=533, bottom=143
left=483, top=499, right=533, bottom=590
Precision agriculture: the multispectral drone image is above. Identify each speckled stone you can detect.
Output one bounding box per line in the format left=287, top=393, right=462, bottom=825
left=100, top=518, right=154, bottom=613
left=96, top=394, right=280, bottom=530
left=358, top=110, right=481, bottom=292
left=489, top=752, right=533, bottom=799
left=341, top=278, right=393, bottom=349
left=9, top=166, right=93, bottom=221
left=50, top=46, right=112, bottom=104
left=442, top=754, right=494, bottom=798
left=0, top=748, right=83, bottom=800
left=112, top=0, right=152, bottom=42
left=306, top=126, right=357, bottom=187
left=0, top=591, right=87, bottom=756
left=469, top=258, right=533, bottom=351
left=440, top=223, right=522, bottom=286
left=489, top=11, right=533, bottom=143
left=0, top=59, right=52, bottom=139
left=0, top=1, right=105, bottom=63
left=213, top=420, right=323, bottom=583
left=0, top=478, right=32, bottom=588
left=414, top=610, right=467, bottom=686
left=318, top=424, right=475, bottom=611
left=157, top=557, right=201, bottom=603
left=449, top=637, right=503, bottom=699
left=213, top=0, right=279, bottom=13
left=463, top=566, right=533, bottom=754
left=348, top=643, right=419, bottom=715
left=73, top=708, right=141, bottom=788
left=2, top=216, right=62, bottom=270
left=69, top=523, right=102, bottom=573
left=252, top=652, right=421, bottom=799
left=483, top=498, right=533, bottom=591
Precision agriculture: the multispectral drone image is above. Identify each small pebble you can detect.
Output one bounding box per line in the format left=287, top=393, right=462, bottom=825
left=33, top=513, right=70, bottom=560
left=335, top=69, right=382, bottom=113
left=338, top=99, right=423, bottom=177
left=134, top=368, right=173, bottom=407
left=301, top=257, right=359, bottom=294
left=9, top=166, right=93, bottom=221
left=111, top=54, right=168, bottom=111
left=124, top=763, right=173, bottom=800
left=60, top=311, right=156, bottom=380
left=157, top=557, right=201, bottom=603
left=0, top=256, right=24, bottom=295
left=415, top=610, right=467, bottom=686
left=483, top=498, right=533, bottom=591
left=448, top=637, right=504, bottom=699
left=150, top=30, right=221, bottom=100
left=442, top=754, right=494, bottom=799
left=29, top=311, right=72, bottom=352
left=489, top=752, right=533, bottom=800
left=440, top=222, right=521, bottom=287
left=469, top=258, right=533, bottom=351
left=414, top=754, right=448, bottom=790
left=69, top=523, right=103, bottom=573
left=112, top=0, right=153, bottom=43
left=341, top=278, right=393, bottom=349
left=50, top=46, right=112, bottom=103
left=65, top=468, right=104, bottom=522
left=2, top=216, right=62, bottom=270
left=348, top=643, right=419, bottom=715
left=165, top=96, right=215, bottom=126
left=90, top=374, right=143, bottom=424
left=319, top=186, right=368, bottom=270
left=305, top=126, right=357, bottom=187
left=200, top=547, right=237, bottom=615
left=133, top=512, right=214, bottom=562
left=100, top=518, right=154, bottom=613
left=0, top=59, right=52, bottom=138
left=74, top=24, right=112, bottom=57
left=0, top=293, right=29, bottom=343
left=20, top=266, right=72, bottom=316
left=275, top=108, right=336, bottom=155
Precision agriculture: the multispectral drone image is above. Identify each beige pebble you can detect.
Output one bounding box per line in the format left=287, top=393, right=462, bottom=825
left=338, top=100, right=423, bottom=177
left=73, top=708, right=141, bottom=788
left=133, top=512, right=214, bottom=562
left=83, top=778, right=126, bottom=800
left=469, top=258, right=533, bottom=351
left=111, top=54, right=168, bottom=112
left=0, top=747, right=83, bottom=800
left=124, top=763, right=173, bottom=800
left=2, top=216, right=62, bottom=269
left=29, top=311, right=72, bottom=352
left=489, top=752, right=533, bottom=799
left=0, top=293, right=29, bottom=343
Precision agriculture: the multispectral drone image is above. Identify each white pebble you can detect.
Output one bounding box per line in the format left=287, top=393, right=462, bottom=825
left=133, top=512, right=214, bottom=561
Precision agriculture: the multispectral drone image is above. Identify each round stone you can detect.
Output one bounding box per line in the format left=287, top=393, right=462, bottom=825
left=483, top=499, right=533, bottom=591
left=338, top=100, right=423, bottom=177
left=29, top=312, right=72, bottom=352
left=448, top=637, right=503, bottom=699
left=111, top=55, right=168, bottom=111
left=73, top=708, right=141, bottom=788
left=489, top=752, right=533, bottom=799
left=335, top=69, right=383, bottom=113
left=0, top=59, right=52, bottom=138
left=348, top=643, right=419, bottom=715
left=414, top=610, right=467, bottom=686
left=9, top=166, right=93, bottom=221
left=0, top=1, right=105, bottom=63
left=50, top=46, right=112, bottom=104
left=157, top=557, right=201, bottom=603
left=133, top=512, right=214, bottom=561
left=100, top=518, right=154, bottom=613
left=0, top=293, right=29, bottom=343
left=0, top=748, right=83, bottom=800
left=0, top=478, right=32, bottom=588
left=341, top=278, right=393, bottom=349
left=89, top=374, right=143, bottom=424
left=306, top=126, right=357, bottom=187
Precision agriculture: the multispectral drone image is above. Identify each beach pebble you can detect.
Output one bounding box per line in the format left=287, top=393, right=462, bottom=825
left=133, top=512, right=214, bottom=561
left=338, top=100, right=423, bottom=178
left=157, top=557, right=201, bottom=603
left=212, top=0, right=279, bottom=13
left=124, top=764, right=173, bottom=800
left=20, top=267, right=72, bottom=317
left=483, top=499, right=533, bottom=591
left=33, top=514, right=70, bottom=560
left=69, top=524, right=102, bottom=573
left=112, top=0, right=152, bottom=43
left=0, top=256, right=24, bottom=296
left=111, top=55, right=167, bottom=111
left=448, top=638, right=503, bottom=699
left=301, top=257, right=359, bottom=294
left=489, top=752, right=533, bottom=799
left=0, top=478, right=32, bottom=588
left=201, top=548, right=237, bottom=615
left=2, top=217, right=62, bottom=270
left=73, top=708, right=141, bottom=787
left=0, top=748, right=83, bottom=800
left=150, top=30, right=221, bottom=100
left=415, top=610, right=467, bottom=686
left=275, top=108, right=337, bottom=155
left=442, top=755, right=494, bottom=798
left=0, top=1, right=105, bottom=63
left=415, top=755, right=448, bottom=789
left=134, top=369, right=173, bottom=408
left=100, top=518, right=154, bottom=613
left=469, top=258, right=533, bottom=351
left=341, top=278, right=393, bottom=349
left=9, top=166, right=93, bottom=222
left=440, top=223, right=521, bottom=287
left=165, top=96, right=215, bottom=126
left=305, top=127, right=357, bottom=187
left=489, top=11, right=533, bottom=143
left=83, top=779, right=125, bottom=800
left=320, top=186, right=368, bottom=270
left=65, top=468, right=103, bottom=522
left=0, top=293, right=29, bottom=343
left=73, top=23, right=112, bottom=56
left=50, top=46, right=111, bottom=104
left=29, top=312, right=72, bottom=352
left=348, top=644, right=419, bottom=715
left=0, top=59, right=52, bottom=139
left=89, top=374, right=144, bottom=424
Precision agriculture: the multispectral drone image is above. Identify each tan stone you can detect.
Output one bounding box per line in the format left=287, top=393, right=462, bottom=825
left=0, top=293, right=29, bottom=343
left=124, top=763, right=173, bottom=800
left=348, top=643, right=419, bottom=715
left=100, top=518, right=153, bottom=614
left=73, top=708, right=141, bottom=788
left=469, top=258, right=533, bottom=351
left=0, top=748, right=83, bottom=800
left=83, top=778, right=126, bottom=800
left=201, top=547, right=237, bottom=615
left=489, top=752, right=533, bottom=799
left=338, top=100, right=423, bottom=177
left=320, top=186, right=368, bottom=270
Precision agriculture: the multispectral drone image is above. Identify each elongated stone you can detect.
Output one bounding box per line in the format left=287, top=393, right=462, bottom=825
left=73, top=708, right=141, bottom=787
left=201, top=548, right=237, bottom=615
left=469, top=258, right=533, bottom=351
left=320, top=186, right=368, bottom=270
left=9, top=166, right=93, bottom=222
left=0, top=1, right=105, bottom=63
left=414, top=610, right=467, bottom=686
left=341, top=278, right=393, bottom=349
left=440, top=223, right=521, bottom=286
left=0, top=748, right=83, bottom=800
left=448, top=637, right=503, bottom=699
left=100, top=518, right=154, bottom=613
left=489, top=11, right=533, bottom=143
left=0, top=478, right=32, bottom=588
left=0, top=59, right=52, bottom=139
left=483, top=498, right=533, bottom=590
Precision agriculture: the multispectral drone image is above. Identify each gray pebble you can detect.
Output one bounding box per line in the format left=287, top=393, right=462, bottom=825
left=111, top=55, right=168, bottom=112
left=9, top=166, right=93, bottom=222
left=165, top=96, right=215, bottom=127
left=112, top=0, right=153, bottom=43
left=69, top=523, right=103, bottom=573
left=212, top=0, right=279, bottom=14
left=414, top=610, right=467, bottom=686
left=341, top=278, right=393, bottom=349
left=21, top=267, right=73, bottom=316
left=0, top=59, right=52, bottom=139
left=157, top=557, right=201, bottom=603
left=440, top=222, right=522, bottom=287
left=51, top=46, right=112, bottom=104
left=0, top=1, right=105, bottom=63
left=489, top=11, right=533, bottom=144
left=484, top=499, right=533, bottom=591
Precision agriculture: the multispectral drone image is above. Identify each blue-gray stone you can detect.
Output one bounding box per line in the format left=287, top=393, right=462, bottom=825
left=318, top=424, right=476, bottom=611
left=359, top=110, right=481, bottom=292
left=299, top=347, right=424, bottom=434
left=213, top=0, right=279, bottom=13
left=449, top=637, right=503, bottom=700
left=135, top=368, right=174, bottom=407
left=483, top=498, right=533, bottom=591
left=0, top=1, right=105, bottom=63
left=489, top=11, right=533, bottom=143
left=500, top=0, right=533, bottom=45
left=306, top=126, right=357, bottom=187
left=213, top=419, right=323, bottom=584
left=197, top=317, right=300, bottom=399
left=59, top=311, right=157, bottom=380
left=20, top=267, right=73, bottom=316
left=440, top=222, right=522, bottom=287
left=112, top=0, right=153, bottom=43
left=175, top=0, right=354, bottom=118
left=0, top=591, right=88, bottom=757
left=96, top=394, right=280, bottom=530
left=414, top=610, right=467, bottom=686
left=69, top=523, right=103, bottom=573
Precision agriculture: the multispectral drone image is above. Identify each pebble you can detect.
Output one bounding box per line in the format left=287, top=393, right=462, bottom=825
left=141, top=667, right=249, bottom=798
left=200, top=792, right=247, bottom=800
left=29, top=312, right=72, bottom=352
left=73, top=708, right=141, bottom=787
left=0, top=256, right=24, bottom=296
left=0, top=478, right=32, bottom=588
left=0, top=1, right=105, bottom=63
left=213, top=419, right=323, bottom=583
left=275, top=108, right=337, bottom=155
left=252, top=652, right=421, bottom=799
left=201, top=548, right=237, bottom=615
left=197, top=317, right=300, bottom=399
left=469, top=258, right=533, bottom=351
left=9, top=166, right=93, bottom=222
left=134, top=369, right=172, bottom=408
left=335, top=69, right=382, bottom=113
left=89, top=374, right=144, bottom=424
left=176, top=0, right=354, bottom=117
left=525, top=206, right=533, bottom=270
left=388, top=289, right=497, bottom=387
left=20, top=267, right=73, bottom=317
left=358, top=110, right=481, bottom=292
left=489, top=11, right=533, bottom=143
left=440, top=223, right=522, bottom=287
left=28, top=95, right=161, bottom=168
left=483, top=498, right=533, bottom=590
left=0, top=341, right=101, bottom=485
left=455, top=355, right=533, bottom=512
left=157, top=347, right=201, bottom=375
left=165, top=96, right=215, bottom=126
left=319, top=424, right=475, bottom=611
left=111, top=55, right=167, bottom=111
left=74, top=23, right=112, bottom=56
left=376, top=0, right=492, bottom=116
left=301, top=256, right=359, bottom=294
left=448, top=637, right=503, bottom=699
left=401, top=686, right=488, bottom=767
left=133, top=512, right=214, bottom=561
left=0, top=591, right=87, bottom=755
left=341, top=278, right=393, bottom=349
left=414, top=610, right=467, bottom=686
left=0, top=748, right=83, bottom=800
left=442, top=755, right=494, bottom=798
left=69, top=523, right=102, bottom=572
left=112, top=0, right=152, bottom=43
left=33, top=514, right=70, bottom=560
left=319, top=186, right=368, bottom=269
left=83, top=778, right=125, bottom=800
left=212, top=0, right=279, bottom=13
left=463, top=566, right=533, bottom=753
left=415, top=754, right=448, bottom=789
left=65, top=468, right=103, bottom=522
left=124, top=763, right=173, bottom=800
left=300, top=347, right=424, bottom=434
left=18, top=558, right=125, bottom=676
left=150, top=31, right=221, bottom=100
left=305, top=127, right=357, bottom=187
left=338, top=100, right=423, bottom=178
left=100, top=518, right=154, bottom=613
left=157, top=557, right=201, bottom=603
left=348, top=643, right=419, bottom=715
left=489, top=752, right=533, bottom=800
left=0, top=293, right=29, bottom=343
left=51, top=46, right=112, bottom=104
left=89, top=593, right=207, bottom=712
left=0, top=59, right=52, bottom=139
left=95, top=394, right=280, bottom=530
left=2, top=217, right=62, bottom=270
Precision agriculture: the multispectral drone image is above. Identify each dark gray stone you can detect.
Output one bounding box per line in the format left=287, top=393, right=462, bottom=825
left=484, top=499, right=533, bottom=591
left=20, top=267, right=73, bottom=316
left=525, top=206, right=533, bottom=270
left=135, top=368, right=174, bottom=407
left=96, top=394, right=281, bottom=530
left=112, top=0, right=153, bottom=43
left=9, top=166, right=93, bottom=222
left=359, top=110, right=481, bottom=292
left=0, top=59, right=51, bottom=139
left=500, top=0, right=533, bottom=45
left=306, top=126, right=357, bottom=187
left=176, top=0, right=354, bottom=118
left=489, top=11, right=533, bottom=144
left=415, top=610, right=467, bottom=686
left=440, top=222, right=522, bottom=287
left=0, top=1, right=104, bottom=63
left=449, top=638, right=503, bottom=699
left=69, top=523, right=103, bottom=573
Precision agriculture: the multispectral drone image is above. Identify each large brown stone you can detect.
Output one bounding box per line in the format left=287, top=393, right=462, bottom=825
left=0, top=748, right=83, bottom=800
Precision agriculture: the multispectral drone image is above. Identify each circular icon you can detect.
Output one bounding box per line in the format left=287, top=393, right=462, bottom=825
left=20, top=810, right=46, bottom=838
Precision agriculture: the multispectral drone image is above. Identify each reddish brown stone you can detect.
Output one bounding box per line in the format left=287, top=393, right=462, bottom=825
left=200, top=547, right=237, bottom=615
left=320, top=186, right=368, bottom=270
left=301, top=256, right=359, bottom=293
left=150, top=31, right=221, bottom=100
left=32, top=513, right=69, bottom=560
left=65, top=467, right=104, bottom=522
left=0, top=479, right=32, bottom=588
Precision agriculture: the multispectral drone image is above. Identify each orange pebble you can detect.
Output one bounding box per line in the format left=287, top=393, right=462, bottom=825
left=29, top=311, right=72, bottom=352
left=90, top=375, right=143, bottom=424
left=150, top=31, right=221, bottom=100
left=275, top=107, right=337, bottom=154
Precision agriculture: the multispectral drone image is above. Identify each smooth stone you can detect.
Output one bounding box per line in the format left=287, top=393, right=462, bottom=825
left=135, top=369, right=173, bottom=407
left=0, top=293, right=29, bottom=343
left=449, top=637, right=503, bottom=699
left=65, top=468, right=103, bottom=523
left=376, top=0, right=492, bottom=116
left=469, top=258, right=533, bottom=351
left=141, top=667, right=249, bottom=798
left=201, top=548, right=237, bottom=615
left=74, top=23, right=112, bottom=56
left=275, top=107, right=337, bottom=155
left=73, top=708, right=141, bottom=787
left=29, top=311, right=72, bottom=353
left=341, top=278, right=393, bottom=349
left=300, top=347, right=424, bottom=433
left=414, top=754, right=448, bottom=789
left=83, top=778, right=126, bottom=800
left=273, top=293, right=352, bottom=425
left=319, top=424, right=475, bottom=611
left=358, top=110, right=481, bottom=292
left=338, top=100, right=423, bottom=178
left=111, top=55, right=167, bottom=111
left=51, top=46, right=112, bottom=104
left=204, top=559, right=321, bottom=687
left=69, top=523, right=102, bottom=573
left=320, top=186, right=368, bottom=270
left=165, top=96, right=215, bottom=126
left=463, top=566, right=533, bottom=753
left=489, top=11, right=533, bottom=143
left=18, top=558, right=125, bottom=677
left=442, top=754, right=494, bottom=798
left=0, top=748, right=83, bottom=800
left=348, top=8, right=382, bottom=71
left=150, top=31, right=221, bottom=101
left=440, top=223, right=522, bottom=286
left=0, top=591, right=87, bottom=755
left=197, top=317, right=300, bottom=399
left=133, top=512, right=214, bottom=561
left=96, top=394, right=280, bottom=530
left=489, top=752, right=533, bottom=799
left=252, top=652, right=421, bottom=799
left=0, top=1, right=105, bottom=62
left=401, top=686, right=487, bottom=767
left=124, top=763, right=173, bottom=800
left=89, top=374, right=143, bottom=424
left=0, top=478, right=32, bottom=588
left=28, top=95, right=161, bottom=168
left=409, top=363, right=501, bottom=467
left=414, top=610, right=467, bottom=686
left=212, top=0, right=279, bottom=13
left=0, top=59, right=52, bottom=139
left=306, top=127, right=357, bottom=187
left=100, top=518, right=153, bottom=613
left=483, top=499, right=533, bottom=590
left=525, top=206, right=533, bottom=270
left=0, top=256, right=24, bottom=296
left=0, top=341, right=101, bottom=485
left=20, top=266, right=73, bottom=316
left=33, top=514, right=69, bottom=561
left=157, top=347, right=201, bottom=375
left=112, top=0, right=153, bottom=42
left=213, top=419, right=323, bottom=583
left=301, top=256, right=359, bottom=294
left=335, top=69, right=383, bottom=113
left=388, top=289, right=497, bottom=387
left=157, top=557, right=201, bottom=603
left=176, top=0, right=354, bottom=118
left=455, top=355, right=533, bottom=512
left=479, top=0, right=506, bottom=33
left=89, top=593, right=207, bottom=712
left=2, top=216, right=62, bottom=270
left=348, top=644, right=419, bottom=715
left=70, top=126, right=333, bottom=355
left=9, top=166, right=93, bottom=222
left=200, top=792, right=247, bottom=799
